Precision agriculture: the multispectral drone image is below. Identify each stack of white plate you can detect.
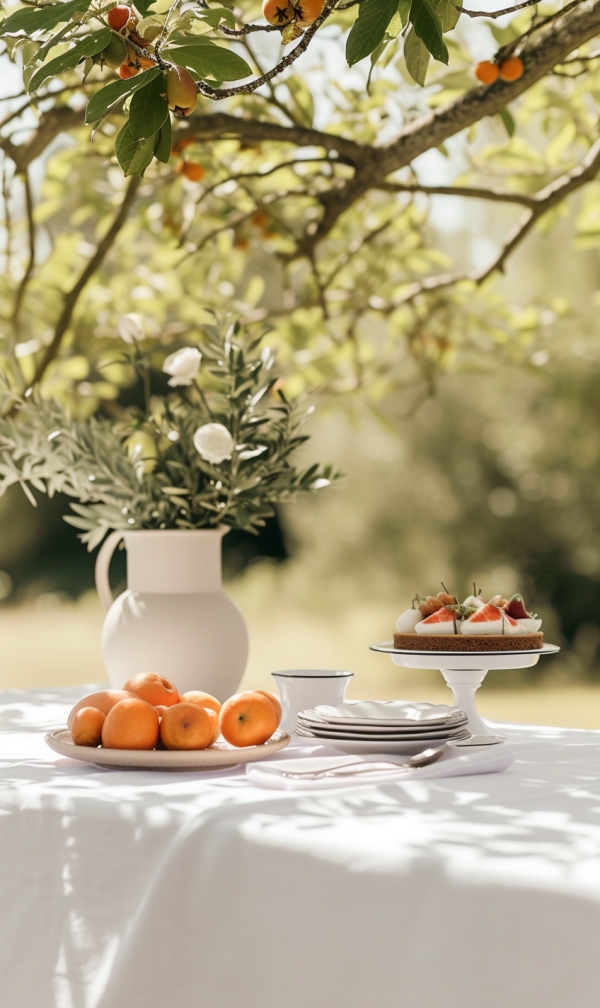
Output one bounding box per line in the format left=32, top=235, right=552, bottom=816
left=295, top=700, right=470, bottom=755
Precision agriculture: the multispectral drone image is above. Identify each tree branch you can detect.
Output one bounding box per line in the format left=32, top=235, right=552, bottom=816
left=10, top=168, right=36, bottom=337
left=396, top=134, right=600, bottom=302
left=378, top=181, right=537, bottom=207
left=303, top=0, right=600, bottom=252
left=30, top=175, right=141, bottom=387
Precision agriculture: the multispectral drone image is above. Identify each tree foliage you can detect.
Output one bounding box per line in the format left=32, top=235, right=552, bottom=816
left=0, top=0, right=598, bottom=419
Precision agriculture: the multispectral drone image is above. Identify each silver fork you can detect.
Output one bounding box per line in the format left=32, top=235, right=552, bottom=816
left=276, top=745, right=446, bottom=781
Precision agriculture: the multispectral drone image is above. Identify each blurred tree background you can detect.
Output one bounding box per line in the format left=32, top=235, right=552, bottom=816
left=2, top=0, right=600, bottom=707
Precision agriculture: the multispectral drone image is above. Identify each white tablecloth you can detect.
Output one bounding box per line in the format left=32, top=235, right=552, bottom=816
left=2, top=686, right=600, bottom=1008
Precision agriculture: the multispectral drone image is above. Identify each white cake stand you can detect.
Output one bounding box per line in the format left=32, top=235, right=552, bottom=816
left=370, top=643, right=560, bottom=738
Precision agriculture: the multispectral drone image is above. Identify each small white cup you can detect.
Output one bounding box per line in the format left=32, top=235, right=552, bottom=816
left=271, top=669, right=354, bottom=735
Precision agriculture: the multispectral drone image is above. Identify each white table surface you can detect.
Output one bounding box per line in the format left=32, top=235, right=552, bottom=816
left=2, top=686, right=600, bottom=1008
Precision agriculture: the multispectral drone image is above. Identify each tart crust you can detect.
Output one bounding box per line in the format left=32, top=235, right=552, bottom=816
left=393, top=632, right=544, bottom=652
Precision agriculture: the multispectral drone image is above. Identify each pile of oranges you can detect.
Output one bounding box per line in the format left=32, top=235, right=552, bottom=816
left=68, top=673, right=282, bottom=751
left=474, top=56, right=524, bottom=85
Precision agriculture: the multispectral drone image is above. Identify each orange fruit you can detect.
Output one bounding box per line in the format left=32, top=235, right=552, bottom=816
left=178, top=161, right=204, bottom=182
left=474, top=60, right=499, bottom=85
left=160, top=703, right=212, bottom=750
left=107, top=4, right=130, bottom=30
left=219, top=691, right=279, bottom=747
left=255, top=689, right=282, bottom=724
left=263, top=0, right=294, bottom=25
left=155, top=705, right=168, bottom=719
left=119, top=63, right=138, bottom=79
left=498, top=56, right=523, bottom=82
left=68, top=689, right=137, bottom=728
left=102, top=698, right=159, bottom=750
left=293, top=0, right=325, bottom=26
left=71, top=707, right=105, bottom=747
left=123, top=672, right=179, bottom=708
left=180, top=691, right=221, bottom=715
left=206, top=708, right=220, bottom=745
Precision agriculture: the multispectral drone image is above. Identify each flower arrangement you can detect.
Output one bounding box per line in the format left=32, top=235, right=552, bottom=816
left=0, top=318, right=338, bottom=550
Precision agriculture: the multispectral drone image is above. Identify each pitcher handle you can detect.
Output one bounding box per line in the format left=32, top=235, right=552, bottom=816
left=95, top=530, right=124, bottom=613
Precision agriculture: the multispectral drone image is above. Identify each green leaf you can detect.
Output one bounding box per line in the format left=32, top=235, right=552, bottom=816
left=346, top=0, right=400, bottom=66
left=386, top=10, right=402, bottom=37
left=129, top=74, right=168, bottom=140
left=409, top=0, right=448, bottom=64
left=165, top=39, right=251, bottom=80
left=404, top=26, right=430, bottom=85
left=199, top=7, right=236, bottom=28
left=436, top=0, right=459, bottom=31
left=133, top=0, right=157, bottom=15
left=398, top=0, right=411, bottom=24
left=155, top=116, right=172, bottom=163
left=84, top=66, right=160, bottom=124
left=28, top=28, right=111, bottom=92
left=1, top=0, right=90, bottom=35
left=286, top=74, right=314, bottom=128
left=115, top=121, right=157, bottom=176
left=498, top=107, right=515, bottom=137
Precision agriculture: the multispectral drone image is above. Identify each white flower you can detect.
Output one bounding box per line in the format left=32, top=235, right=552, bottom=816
left=193, top=423, right=234, bottom=465
left=311, top=478, right=330, bottom=490
left=118, top=313, right=145, bottom=344
left=162, top=347, right=202, bottom=387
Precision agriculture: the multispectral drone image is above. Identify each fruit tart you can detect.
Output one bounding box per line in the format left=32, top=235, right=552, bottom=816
left=394, top=588, right=543, bottom=652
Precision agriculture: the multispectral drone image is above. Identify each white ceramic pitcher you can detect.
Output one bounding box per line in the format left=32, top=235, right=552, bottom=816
left=95, top=528, right=248, bottom=701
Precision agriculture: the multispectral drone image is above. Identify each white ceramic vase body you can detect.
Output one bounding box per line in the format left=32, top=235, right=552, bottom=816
left=95, top=528, right=248, bottom=701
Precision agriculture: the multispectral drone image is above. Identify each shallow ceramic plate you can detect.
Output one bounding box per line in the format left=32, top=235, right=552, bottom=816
left=295, top=724, right=469, bottom=741
left=299, top=712, right=468, bottom=732
left=45, top=728, right=290, bottom=771
left=310, top=701, right=463, bottom=725
left=294, top=734, right=470, bottom=756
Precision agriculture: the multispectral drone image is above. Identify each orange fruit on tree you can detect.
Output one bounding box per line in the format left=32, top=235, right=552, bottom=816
left=292, top=0, right=325, bottom=26
left=160, top=702, right=213, bottom=750
left=119, top=62, right=138, bottom=79
left=68, top=689, right=137, bottom=728
left=178, top=161, right=204, bottom=182
left=219, top=691, right=279, bottom=747
left=474, top=60, right=499, bottom=85
left=136, top=54, right=155, bottom=69
left=102, top=698, right=159, bottom=750
left=71, top=707, right=105, bottom=747
left=263, top=0, right=294, bottom=25
left=498, top=56, right=523, bottom=81
left=255, top=689, right=282, bottom=723
left=107, top=4, right=130, bottom=30
left=123, top=672, right=179, bottom=708
left=180, top=691, right=221, bottom=715
left=166, top=66, right=198, bottom=117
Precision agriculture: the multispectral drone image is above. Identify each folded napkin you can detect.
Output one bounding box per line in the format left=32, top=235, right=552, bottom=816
left=246, top=742, right=514, bottom=790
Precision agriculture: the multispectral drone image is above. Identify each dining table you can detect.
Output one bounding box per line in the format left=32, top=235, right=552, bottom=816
left=2, top=684, right=600, bottom=1008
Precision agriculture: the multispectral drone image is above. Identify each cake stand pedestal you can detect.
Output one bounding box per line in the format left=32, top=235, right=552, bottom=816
left=369, top=644, right=560, bottom=738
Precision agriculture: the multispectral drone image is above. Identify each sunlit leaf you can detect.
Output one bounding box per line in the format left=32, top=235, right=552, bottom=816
left=84, top=66, right=161, bottom=123
left=404, top=27, right=430, bottom=85
left=346, top=0, right=400, bottom=66
left=129, top=74, right=169, bottom=140
left=28, top=28, right=111, bottom=92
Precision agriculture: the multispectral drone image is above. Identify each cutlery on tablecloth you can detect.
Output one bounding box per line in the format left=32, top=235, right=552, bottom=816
left=275, top=745, right=446, bottom=781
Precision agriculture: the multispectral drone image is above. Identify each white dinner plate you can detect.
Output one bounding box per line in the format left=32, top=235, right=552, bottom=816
left=298, top=714, right=468, bottom=734
left=296, top=725, right=469, bottom=741
left=45, top=728, right=290, bottom=771
left=307, top=701, right=464, bottom=726
left=295, top=735, right=470, bottom=756
left=295, top=726, right=471, bottom=742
